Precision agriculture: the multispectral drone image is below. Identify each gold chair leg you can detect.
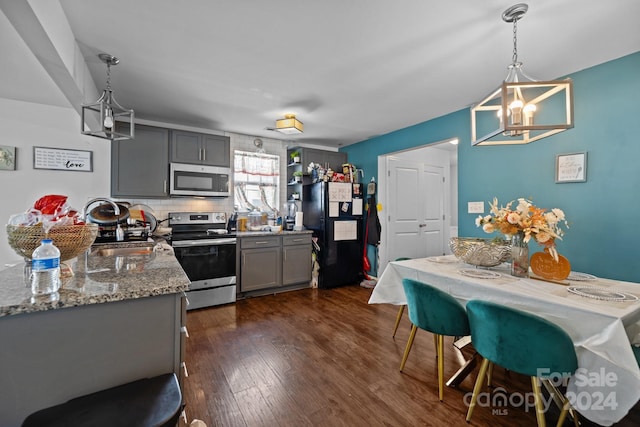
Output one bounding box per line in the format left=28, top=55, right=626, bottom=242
left=486, top=362, right=494, bottom=387
left=541, top=378, right=564, bottom=411
left=531, top=376, right=547, bottom=427
left=433, top=334, right=438, bottom=358
left=437, top=334, right=444, bottom=401
left=556, top=399, right=574, bottom=427
left=392, top=305, right=405, bottom=338
left=466, top=358, right=490, bottom=422
left=400, top=325, right=417, bottom=371
left=570, top=407, right=580, bottom=427
left=541, top=378, right=580, bottom=427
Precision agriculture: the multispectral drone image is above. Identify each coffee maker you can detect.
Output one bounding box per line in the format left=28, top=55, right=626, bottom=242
left=285, top=201, right=298, bottom=231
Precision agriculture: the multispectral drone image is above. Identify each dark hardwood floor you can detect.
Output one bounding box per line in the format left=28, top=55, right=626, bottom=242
left=181, top=285, right=639, bottom=426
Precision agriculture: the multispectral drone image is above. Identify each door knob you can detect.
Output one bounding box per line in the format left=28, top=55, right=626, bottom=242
left=418, top=223, right=427, bottom=228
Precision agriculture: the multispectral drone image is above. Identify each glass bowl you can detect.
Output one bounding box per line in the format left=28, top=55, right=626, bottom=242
left=449, top=237, right=511, bottom=267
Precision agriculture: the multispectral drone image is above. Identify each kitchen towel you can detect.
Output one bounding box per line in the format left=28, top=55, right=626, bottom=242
left=294, top=212, right=304, bottom=230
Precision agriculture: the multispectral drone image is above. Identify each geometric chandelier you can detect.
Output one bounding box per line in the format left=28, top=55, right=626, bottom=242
left=81, top=53, right=135, bottom=141
left=471, top=4, right=573, bottom=146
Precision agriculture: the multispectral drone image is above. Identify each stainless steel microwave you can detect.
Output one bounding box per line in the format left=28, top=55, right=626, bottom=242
left=170, top=163, right=230, bottom=197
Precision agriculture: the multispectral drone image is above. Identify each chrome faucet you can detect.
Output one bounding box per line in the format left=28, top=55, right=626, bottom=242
left=82, top=198, right=121, bottom=222
left=83, top=198, right=124, bottom=241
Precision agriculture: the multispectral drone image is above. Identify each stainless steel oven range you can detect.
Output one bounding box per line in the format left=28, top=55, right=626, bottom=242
left=168, top=212, right=236, bottom=310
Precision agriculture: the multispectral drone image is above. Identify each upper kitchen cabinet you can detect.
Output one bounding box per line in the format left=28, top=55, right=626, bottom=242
left=112, top=123, right=170, bottom=198
left=286, top=147, right=347, bottom=201
left=170, top=130, right=230, bottom=167
left=292, top=147, right=347, bottom=172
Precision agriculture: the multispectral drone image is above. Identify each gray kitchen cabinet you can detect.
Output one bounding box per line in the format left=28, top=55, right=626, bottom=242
left=239, top=236, right=281, bottom=292
left=301, top=148, right=347, bottom=172
left=0, top=293, right=184, bottom=426
left=286, top=147, right=347, bottom=202
left=282, top=234, right=312, bottom=285
left=111, top=123, right=169, bottom=198
left=238, top=233, right=312, bottom=293
left=170, top=129, right=230, bottom=167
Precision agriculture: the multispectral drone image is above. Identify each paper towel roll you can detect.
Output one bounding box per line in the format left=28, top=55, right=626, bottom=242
left=294, top=212, right=304, bottom=230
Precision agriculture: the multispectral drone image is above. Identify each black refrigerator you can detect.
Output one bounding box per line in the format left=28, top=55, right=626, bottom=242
left=303, top=182, right=364, bottom=289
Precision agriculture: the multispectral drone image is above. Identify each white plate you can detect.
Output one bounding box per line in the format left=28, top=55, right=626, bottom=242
left=567, top=286, right=638, bottom=302
left=458, top=268, right=501, bottom=279
left=567, top=271, right=597, bottom=281
left=427, top=256, right=458, bottom=263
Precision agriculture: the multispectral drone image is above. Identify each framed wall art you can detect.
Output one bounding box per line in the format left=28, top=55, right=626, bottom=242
left=556, top=152, right=587, bottom=183
left=33, top=146, right=93, bottom=172
left=0, top=145, right=16, bottom=170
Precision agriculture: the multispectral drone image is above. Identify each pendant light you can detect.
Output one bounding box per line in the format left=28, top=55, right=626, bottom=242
left=81, top=53, right=134, bottom=141
left=471, top=4, right=573, bottom=146
left=275, top=114, right=304, bottom=134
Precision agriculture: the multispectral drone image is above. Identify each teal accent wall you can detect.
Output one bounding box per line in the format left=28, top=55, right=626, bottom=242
left=343, top=51, right=640, bottom=282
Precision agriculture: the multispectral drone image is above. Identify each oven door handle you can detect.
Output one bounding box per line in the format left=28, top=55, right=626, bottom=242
left=172, top=238, right=237, bottom=247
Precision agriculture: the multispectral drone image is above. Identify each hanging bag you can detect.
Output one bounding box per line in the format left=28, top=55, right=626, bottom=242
left=363, top=204, right=371, bottom=272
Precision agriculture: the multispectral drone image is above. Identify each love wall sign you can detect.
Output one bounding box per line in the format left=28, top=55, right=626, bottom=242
left=33, top=147, right=93, bottom=172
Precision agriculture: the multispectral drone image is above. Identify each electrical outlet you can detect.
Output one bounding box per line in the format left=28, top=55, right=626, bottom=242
left=468, top=201, right=484, bottom=214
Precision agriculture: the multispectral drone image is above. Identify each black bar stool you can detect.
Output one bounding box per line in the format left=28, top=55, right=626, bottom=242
left=22, top=373, right=182, bottom=427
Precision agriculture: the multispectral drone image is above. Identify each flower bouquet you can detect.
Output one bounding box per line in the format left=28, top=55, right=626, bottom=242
left=475, top=197, right=568, bottom=262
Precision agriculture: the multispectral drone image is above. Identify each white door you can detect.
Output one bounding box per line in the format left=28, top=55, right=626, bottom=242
left=387, top=158, right=445, bottom=262
left=422, top=164, right=445, bottom=255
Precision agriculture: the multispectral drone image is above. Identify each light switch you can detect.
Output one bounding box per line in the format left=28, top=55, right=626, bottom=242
left=468, top=201, right=484, bottom=214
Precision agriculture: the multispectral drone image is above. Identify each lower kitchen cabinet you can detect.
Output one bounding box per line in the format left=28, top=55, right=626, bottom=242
left=0, top=293, right=184, bottom=426
left=239, top=236, right=281, bottom=292
left=282, top=235, right=312, bottom=285
left=238, top=233, right=312, bottom=293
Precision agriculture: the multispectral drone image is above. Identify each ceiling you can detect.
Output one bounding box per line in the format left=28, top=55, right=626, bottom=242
left=2, top=1, right=639, bottom=149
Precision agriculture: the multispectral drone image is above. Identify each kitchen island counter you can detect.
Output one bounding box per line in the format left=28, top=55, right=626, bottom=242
left=0, top=240, right=189, bottom=317
left=0, top=240, right=189, bottom=426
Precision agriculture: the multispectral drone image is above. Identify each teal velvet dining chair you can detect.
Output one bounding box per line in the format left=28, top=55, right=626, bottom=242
left=400, top=278, right=470, bottom=401
left=633, top=345, right=640, bottom=367
left=465, top=300, right=579, bottom=427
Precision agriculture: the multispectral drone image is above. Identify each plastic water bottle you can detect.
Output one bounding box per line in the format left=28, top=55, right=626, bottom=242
left=31, top=239, right=61, bottom=295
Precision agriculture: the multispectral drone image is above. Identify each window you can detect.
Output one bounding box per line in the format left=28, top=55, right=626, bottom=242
left=233, top=150, right=279, bottom=212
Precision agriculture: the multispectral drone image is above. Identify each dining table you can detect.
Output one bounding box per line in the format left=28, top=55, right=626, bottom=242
left=369, top=255, right=640, bottom=426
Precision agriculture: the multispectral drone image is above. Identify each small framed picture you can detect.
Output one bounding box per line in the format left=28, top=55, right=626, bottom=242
left=556, top=152, right=587, bottom=183
left=0, top=145, right=16, bottom=170
left=33, top=146, right=93, bottom=172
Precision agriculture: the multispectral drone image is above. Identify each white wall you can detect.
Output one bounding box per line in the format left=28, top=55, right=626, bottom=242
left=1, top=98, right=111, bottom=267
left=0, top=99, right=293, bottom=268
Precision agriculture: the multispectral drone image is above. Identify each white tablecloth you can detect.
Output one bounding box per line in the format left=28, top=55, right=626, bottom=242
left=369, top=256, right=640, bottom=426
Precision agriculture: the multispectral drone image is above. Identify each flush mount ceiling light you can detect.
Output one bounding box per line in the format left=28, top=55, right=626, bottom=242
left=471, top=3, right=573, bottom=146
left=275, top=114, right=304, bottom=135
left=81, top=53, right=134, bottom=141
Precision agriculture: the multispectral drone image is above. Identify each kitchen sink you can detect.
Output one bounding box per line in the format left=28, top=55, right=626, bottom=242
left=91, top=246, right=155, bottom=257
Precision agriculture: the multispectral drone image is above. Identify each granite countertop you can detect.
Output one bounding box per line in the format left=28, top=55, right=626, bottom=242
left=236, top=229, right=313, bottom=237
left=0, top=240, right=189, bottom=317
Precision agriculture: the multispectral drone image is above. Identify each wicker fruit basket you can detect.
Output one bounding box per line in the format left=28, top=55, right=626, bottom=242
left=449, top=237, right=511, bottom=267
left=6, top=223, right=99, bottom=262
